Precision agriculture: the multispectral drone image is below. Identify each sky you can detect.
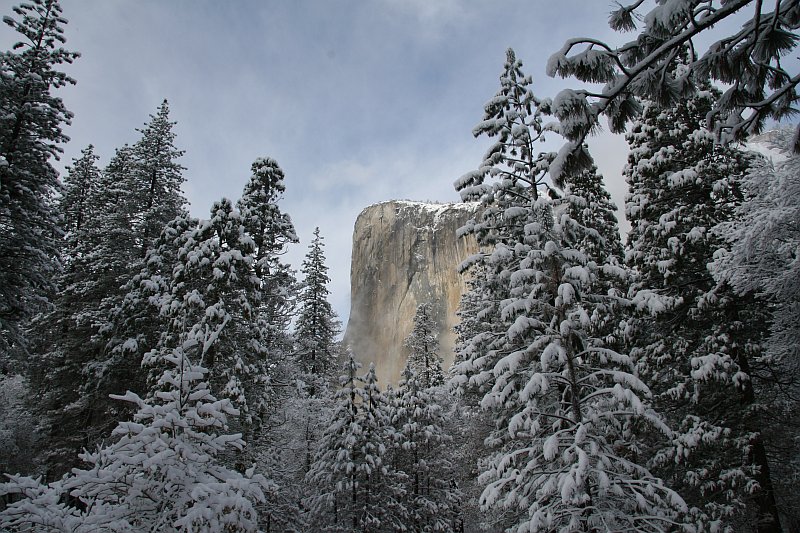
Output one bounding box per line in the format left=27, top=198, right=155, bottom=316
left=1, top=0, right=638, bottom=327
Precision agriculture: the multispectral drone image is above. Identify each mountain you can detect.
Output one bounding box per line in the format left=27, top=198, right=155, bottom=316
left=344, top=200, right=479, bottom=384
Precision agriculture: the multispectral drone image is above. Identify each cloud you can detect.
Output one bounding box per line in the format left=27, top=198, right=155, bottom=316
left=284, top=140, right=477, bottom=327
left=1, top=0, right=656, bottom=334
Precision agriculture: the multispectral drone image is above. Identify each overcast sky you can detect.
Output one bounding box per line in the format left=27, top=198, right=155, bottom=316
left=2, top=0, right=637, bottom=327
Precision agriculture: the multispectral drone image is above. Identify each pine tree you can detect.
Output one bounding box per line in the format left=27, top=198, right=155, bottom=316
left=237, top=157, right=298, bottom=347
left=295, top=227, right=340, bottom=382
left=91, top=145, right=141, bottom=278
left=124, top=198, right=274, bottom=449
left=452, top=46, right=556, bottom=414
left=129, top=99, right=187, bottom=257
left=714, top=128, right=800, bottom=378
left=28, top=146, right=114, bottom=477
left=561, top=163, right=623, bottom=265
left=623, top=86, right=782, bottom=532
left=0, top=348, right=271, bottom=532
left=58, top=145, right=100, bottom=244
left=403, top=302, right=444, bottom=389
left=453, top=49, right=688, bottom=532
left=392, top=366, right=461, bottom=532
left=712, top=128, right=800, bottom=528
left=103, top=212, right=198, bottom=400
left=306, top=356, right=406, bottom=532
left=32, top=113, right=188, bottom=477
left=546, top=0, right=800, bottom=176
left=0, top=0, right=78, bottom=356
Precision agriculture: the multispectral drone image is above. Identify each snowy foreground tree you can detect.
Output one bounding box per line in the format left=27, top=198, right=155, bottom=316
left=31, top=102, right=188, bottom=479
left=0, top=0, right=77, bottom=356
left=0, top=349, right=270, bottom=532
left=545, top=0, right=800, bottom=179
left=452, top=48, right=690, bottom=532
left=621, top=81, right=785, bottom=532
left=712, top=128, right=800, bottom=529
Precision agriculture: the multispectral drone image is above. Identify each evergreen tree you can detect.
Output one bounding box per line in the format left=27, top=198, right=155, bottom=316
left=453, top=49, right=688, bottom=532
left=0, top=348, right=271, bottom=532
left=107, top=157, right=299, bottom=461
left=623, top=86, right=782, bottom=531
left=452, top=47, right=556, bottom=422
left=58, top=145, right=100, bottom=243
left=28, top=146, right=114, bottom=477
left=392, top=366, right=461, bottom=532
left=546, top=0, right=800, bottom=176
left=129, top=99, right=187, bottom=257
left=237, top=157, right=298, bottom=347
left=714, top=128, right=800, bottom=380
left=561, top=163, right=623, bottom=265
left=0, top=0, right=78, bottom=356
left=118, top=199, right=273, bottom=451
left=712, top=128, right=800, bottom=528
left=32, top=105, right=188, bottom=477
left=259, top=388, right=335, bottom=532
left=306, top=356, right=406, bottom=532
left=295, top=227, right=340, bottom=382
left=403, top=302, right=444, bottom=389
left=91, top=145, right=141, bottom=279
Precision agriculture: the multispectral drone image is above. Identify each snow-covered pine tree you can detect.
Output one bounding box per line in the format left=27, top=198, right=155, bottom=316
left=295, top=227, right=340, bottom=384
left=403, top=302, right=444, bottom=389
left=306, top=356, right=406, bottom=532
left=546, top=0, right=800, bottom=178
left=257, top=387, right=335, bottom=532
left=129, top=99, right=187, bottom=257
left=713, top=128, right=800, bottom=388
left=561, top=162, right=623, bottom=266
left=91, top=145, right=142, bottom=277
left=305, top=354, right=362, bottom=531
left=27, top=146, right=114, bottom=478
left=262, top=226, right=341, bottom=529
left=452, top=46, right=556, bottom=417
left=139, top=198, right=274, bottom=448
left=712, top=129, right=800, bottom=528
left=0, top=347, right=271, bottom=532
left=0, top=0, right=78, bottom=356
left=58, top=145, right=100, bottom=246
left=103, top=212, right=199, bottom=393
left=452, top=48, right=689, bottom=532
left=96, top=144, right=189, bottom=389
left=623, top=84, right=782, bottom=532
left=89, top=116, right=187, bottom=413
left=30, top=125, right=188, bottom=478
left=237, top=157, right=299, bottom=349
left=451, top=266, right=501, bottom=530
left=392, top=365, right=461, bottom=532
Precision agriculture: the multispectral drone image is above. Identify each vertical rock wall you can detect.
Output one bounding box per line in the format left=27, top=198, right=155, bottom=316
left=344, top=200, right=479, bottom=385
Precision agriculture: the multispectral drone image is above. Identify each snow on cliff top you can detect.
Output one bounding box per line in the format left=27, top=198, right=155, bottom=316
left=364, top=200, right=480, bottom=228
left=365, top=199, right=479, bottom=214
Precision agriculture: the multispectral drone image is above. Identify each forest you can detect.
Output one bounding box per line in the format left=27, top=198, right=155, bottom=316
left=1, top=1, right=799, bottom=532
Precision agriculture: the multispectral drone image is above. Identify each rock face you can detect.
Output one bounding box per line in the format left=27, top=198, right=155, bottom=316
left=344, top=200, right=479, bottom=385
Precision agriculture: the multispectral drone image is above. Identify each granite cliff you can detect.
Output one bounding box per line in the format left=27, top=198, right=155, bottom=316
left=344, top=200, right=479, bottom=385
